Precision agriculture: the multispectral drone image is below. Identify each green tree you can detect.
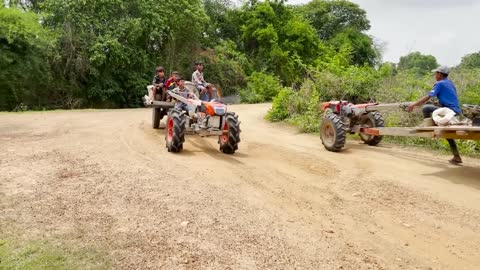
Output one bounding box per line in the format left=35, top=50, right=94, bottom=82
left=398, top=52, right=438, bottom=75
left=329, top=28, right=378, bottom=66
left=296, top=0, right=377, bottom=66
left=202, top=0, right=238, bottom=48
left=240, top=0, right=320, bottom=86
left=299, top=0, right=370, bottom=40
left=458, top=51, right=480, bottom=69
left=0, top=5, right=56, bottom=110
left=196, top=41, right=250, bottom=96
left=41, top=0, right=207, bottom=108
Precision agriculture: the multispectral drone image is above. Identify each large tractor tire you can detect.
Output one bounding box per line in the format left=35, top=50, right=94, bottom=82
left=359, top=111, right=384, bottom=146
left=320, top=113, right=346, bottom=152
left=219, top=112, right=241, bottom=154
left=165, top=109, right=186, bottom=153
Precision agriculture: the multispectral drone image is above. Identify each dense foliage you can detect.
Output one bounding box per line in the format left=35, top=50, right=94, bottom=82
left=1, top=0, right=380, bottom=110
left=0, top=5, right=55, bottom=110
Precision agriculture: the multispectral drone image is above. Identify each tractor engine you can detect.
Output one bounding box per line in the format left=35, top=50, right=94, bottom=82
left=198, top=101, right=227, bottom=129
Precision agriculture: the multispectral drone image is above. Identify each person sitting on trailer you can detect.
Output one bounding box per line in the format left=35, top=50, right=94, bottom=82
left=149, top=66, right=167, bottom=101
left=407, top=65, right=463, bottom=164
left=166, top=71, right=180, bottom=91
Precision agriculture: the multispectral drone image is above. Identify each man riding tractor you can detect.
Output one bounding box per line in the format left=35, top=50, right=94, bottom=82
left=407, top=65, right=463, bottom=165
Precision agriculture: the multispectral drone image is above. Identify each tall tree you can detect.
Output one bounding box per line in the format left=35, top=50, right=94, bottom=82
left=298, top=0, right=370, bottom=40
left=240, top=0, right=321, bottom=85
left=398, top=52, right=438, bottom=75
left=329, top=28, right=378, bottom=66
left=0, top=5, right=55, bottom=110
left=202, top=0, right=239, bottom=48
left=41, top=0, right=208, bottom=107
left=458, top=51, right=480, bottom=69
left=296, top=0, right=377, bottom=66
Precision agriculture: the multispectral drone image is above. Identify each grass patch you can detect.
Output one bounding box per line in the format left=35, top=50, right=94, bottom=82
left=0, top=238, right=110, bottom=270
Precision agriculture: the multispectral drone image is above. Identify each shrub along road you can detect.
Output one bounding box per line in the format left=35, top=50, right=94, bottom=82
left=1, top=104, right=480, bottom=269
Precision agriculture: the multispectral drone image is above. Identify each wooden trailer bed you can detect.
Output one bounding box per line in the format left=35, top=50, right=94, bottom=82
left=362, top=126, right=480, bottom=140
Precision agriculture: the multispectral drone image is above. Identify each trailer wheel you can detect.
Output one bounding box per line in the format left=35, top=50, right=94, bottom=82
left=165, top=109, right=186, bottom=153
left=152, top=108, right=161, bottom=129
left=359, top=111, right=384, bottom=146
left=219, top=112, right=241, bottom=154
left=320, top=113, right=346, bottom=152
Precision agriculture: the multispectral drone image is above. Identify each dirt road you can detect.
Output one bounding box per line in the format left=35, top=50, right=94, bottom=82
left=1, top=104, right=480, bottom=269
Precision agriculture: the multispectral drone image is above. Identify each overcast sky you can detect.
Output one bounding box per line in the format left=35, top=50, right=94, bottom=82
left=287, top=0, right=480, bottom=66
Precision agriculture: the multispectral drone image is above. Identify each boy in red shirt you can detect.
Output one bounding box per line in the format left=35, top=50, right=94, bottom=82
left=165, top=71, right=180, bottom=91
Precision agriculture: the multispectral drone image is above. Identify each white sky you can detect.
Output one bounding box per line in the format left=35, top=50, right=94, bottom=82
left=287, top=0, right=480, bottom=66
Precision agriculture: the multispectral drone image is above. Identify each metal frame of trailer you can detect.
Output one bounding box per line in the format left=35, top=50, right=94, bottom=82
left=361, top=126, right=480, bottom=140
left=144, top=100, right=174, bottom=109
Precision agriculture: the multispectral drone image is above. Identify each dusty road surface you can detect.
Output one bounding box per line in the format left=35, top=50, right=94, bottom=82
left=1, top=104, right=480, bottom=269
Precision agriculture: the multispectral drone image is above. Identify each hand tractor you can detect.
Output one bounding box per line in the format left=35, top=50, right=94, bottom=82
left=164, top=89, right=241, bottom=154
left=320, top=101, right=480, bottom=152
left=320, top=101, right=411, bottom=152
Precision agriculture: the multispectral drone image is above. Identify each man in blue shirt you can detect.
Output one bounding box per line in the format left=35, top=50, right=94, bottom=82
left=407, top=66, right=462, bottom=164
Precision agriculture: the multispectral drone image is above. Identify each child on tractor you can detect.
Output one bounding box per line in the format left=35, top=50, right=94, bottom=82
left=192, top=62, right=215, bottom=101
left=172, top=77, right=192, bottom=112
left=166, top=71, right=180, bottom=91
left=148, top=66, right=167, bottom=101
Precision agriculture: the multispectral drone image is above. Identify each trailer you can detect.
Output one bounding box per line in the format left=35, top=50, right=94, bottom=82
left=320, top=101, right=480, bottom=152
left=361, top=126, right=480, bottom=140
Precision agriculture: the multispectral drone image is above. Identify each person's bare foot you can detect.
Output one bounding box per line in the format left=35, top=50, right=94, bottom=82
left=449, top=156, right=463, bottom=165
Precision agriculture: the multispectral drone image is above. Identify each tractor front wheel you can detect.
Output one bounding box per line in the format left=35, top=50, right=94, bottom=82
left=219, top=113, right=241, bottom=154
left=359, top=111, right=384, bottom=146
left=165, top=109, right=186, bottom=153
left=320, top=113, right=346, bottom=152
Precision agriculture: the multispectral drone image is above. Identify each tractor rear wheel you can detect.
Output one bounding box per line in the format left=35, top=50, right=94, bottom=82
left=320, top=113, right=346, bottom=152
left=152, top=108, right=168, bottom=129
left=219, top=112, right=241, bottom=154
left=359, top=111, right=384, bottom=146
left=152, top=108, right=161, bottom=129
left=165, top=109, right=186, bottom=153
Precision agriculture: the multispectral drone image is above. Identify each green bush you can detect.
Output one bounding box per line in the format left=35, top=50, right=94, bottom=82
left=267, top=87, right=296, bottom=121
left=452, top=68, right=480, bottom=105
left=240, top=72, right=283, bottom=103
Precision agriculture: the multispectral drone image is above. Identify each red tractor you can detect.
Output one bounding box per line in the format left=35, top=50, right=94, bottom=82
left=320, top=101, right=390, bottom=152
left=165, top=89, right=241, bottom=154
left=320, top=102, right=480, bottom=152
left=144, top=82, right=240, bottom=154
